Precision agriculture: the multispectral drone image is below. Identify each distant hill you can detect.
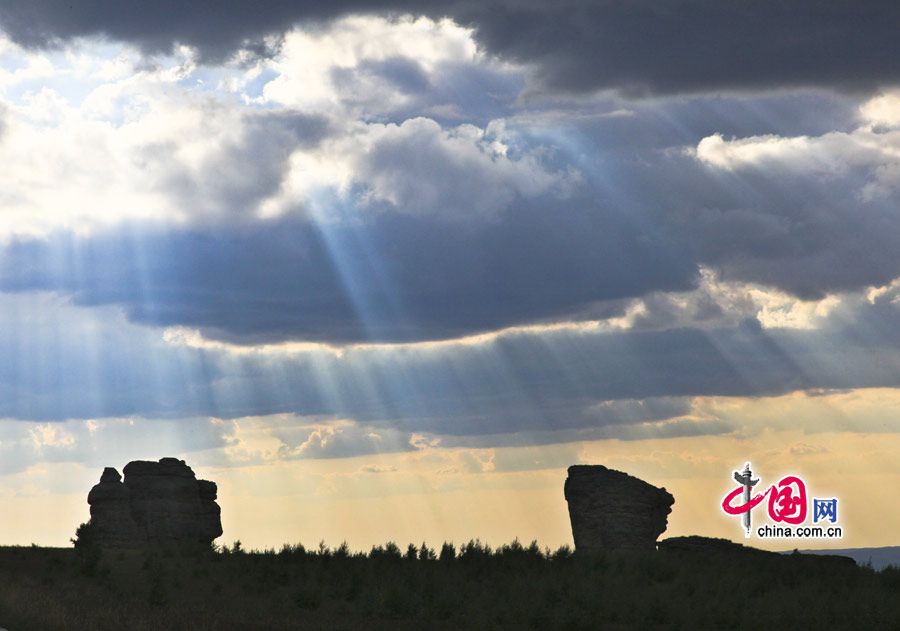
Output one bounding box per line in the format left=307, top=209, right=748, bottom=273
left=793, top=547, right=900, bottom=570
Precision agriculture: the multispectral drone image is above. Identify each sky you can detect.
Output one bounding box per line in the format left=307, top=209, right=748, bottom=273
left=0, top=1, right=898, bottom=551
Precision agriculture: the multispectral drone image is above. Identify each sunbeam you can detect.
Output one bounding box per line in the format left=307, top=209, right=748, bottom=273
left=0, top=5, right=897, bottom=571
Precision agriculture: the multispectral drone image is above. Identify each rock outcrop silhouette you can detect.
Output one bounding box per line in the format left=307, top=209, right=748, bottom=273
left=658, top=535, right=776, bottom=557
left=658, top=535, right=856, bottom=567
left=86, top=457, right=222, bottom=549
left=564, top=464, right=674, bottom=552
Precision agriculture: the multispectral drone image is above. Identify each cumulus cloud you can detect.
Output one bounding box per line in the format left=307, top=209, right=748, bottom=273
left=274, top=420, right=417, bottom=459
left=614, top=267, right=843, bottom=333
left=859, top=90, right=900, bottom=128
left=0, top=45, right=331, bottom=235
left=261, top=116, right=575, bottom=221
left=349, top=117, right=577, bottom=217
left=0, top=22, right=551, bottom=235
left=258, top=16, right=485, bottom=115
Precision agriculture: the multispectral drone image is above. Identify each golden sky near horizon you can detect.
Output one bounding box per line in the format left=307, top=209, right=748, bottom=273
left=3, top=389, right=897, bottom=552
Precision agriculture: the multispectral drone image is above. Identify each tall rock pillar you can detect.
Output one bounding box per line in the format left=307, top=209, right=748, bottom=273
left=564, top=464, right=674, bottom=553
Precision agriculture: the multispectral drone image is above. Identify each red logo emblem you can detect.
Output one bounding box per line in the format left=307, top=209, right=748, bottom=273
left=722, top=468, right=808, bottom=525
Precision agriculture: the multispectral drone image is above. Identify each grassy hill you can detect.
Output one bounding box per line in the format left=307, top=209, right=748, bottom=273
left=794, top=546, right=900, bottom=571
left=0, top=540, right=897, bottom=630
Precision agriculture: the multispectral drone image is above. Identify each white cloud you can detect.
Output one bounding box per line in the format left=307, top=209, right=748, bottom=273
left=0, top=57, right=333, bottom=235
left=214, top=415, right=420, bottom=463
left=260, top=15, right=479, bottom=113
left=603, top=267, right=842, bottom=332
left=0, top=37, right=56, bottom=89
left=263, top=115, right=578, bottom=220
left=693, top=94, right=900, bottom=202
left=693, top=129, right=890, bottom=175
left=0, top=17, right=542, bottom=235
left=357, top=117, right=577, bottom=215
left=859, top=90, right=900, bottom=128
left=276, top=419, right=418, bottom=460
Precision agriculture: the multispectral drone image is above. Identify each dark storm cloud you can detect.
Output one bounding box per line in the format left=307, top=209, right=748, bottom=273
left=437, top=416, right=733, bottom=451
left=0, top=205, right=695, bottom=344
left=117, top=301, right=900, bottom=431
left=1, top=1, right=898, bottom=94
left=0, top=0, right=343, bottom=60
left=455, top=0, right=900, bottom=95
left=550, top=91, right=861, bottom=151
left=1, top=287, right=899, bottom=431
left=672, top=162, right=900, bottom=300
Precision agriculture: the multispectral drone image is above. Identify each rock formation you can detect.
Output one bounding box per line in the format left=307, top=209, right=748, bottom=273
left=659, top=535, right=856, bottom=567
left=564, top=464, right=674, bottom=553
left=658, top=535, right=777, bottom=557
left=85, top=457, right=222, bottom=549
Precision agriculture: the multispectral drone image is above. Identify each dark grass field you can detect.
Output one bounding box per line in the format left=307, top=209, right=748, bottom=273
left=0, top=540, right=898, bottom=630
